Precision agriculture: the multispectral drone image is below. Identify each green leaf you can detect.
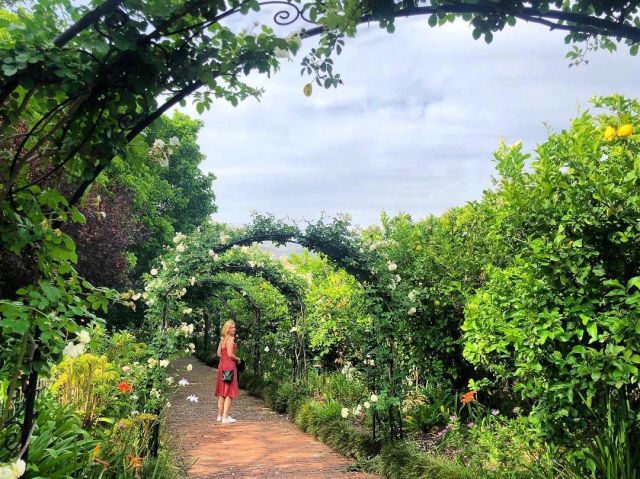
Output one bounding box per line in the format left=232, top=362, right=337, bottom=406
left=587, top=322, right=598, bottom=341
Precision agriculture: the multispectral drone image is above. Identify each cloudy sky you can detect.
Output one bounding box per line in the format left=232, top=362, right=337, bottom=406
left=175, top=10, right=639, bottom=228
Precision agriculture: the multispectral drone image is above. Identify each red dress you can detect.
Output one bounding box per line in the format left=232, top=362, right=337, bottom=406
left=215, top=340, right=239, bottom=398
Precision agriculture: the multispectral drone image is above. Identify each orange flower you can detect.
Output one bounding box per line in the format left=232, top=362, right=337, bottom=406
left=126, top=454, right=143, bottom=469
left=116, top=381, right=133, bottom=394
left=460, top=391, right=477, bottom=405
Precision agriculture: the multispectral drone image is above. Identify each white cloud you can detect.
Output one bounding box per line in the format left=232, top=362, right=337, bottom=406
left=178, top=15, right=640, bottom=226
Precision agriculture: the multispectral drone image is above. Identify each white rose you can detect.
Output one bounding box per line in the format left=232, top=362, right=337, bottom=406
left=387, top=262, right=397, bottom=272
left=150, top=268, right=158, bottom=276
left=341, top=407, right=349, bottom=418
left=189, top=276, right=196, bottom=286
left=370, top=394, right=378, bottom=402
left=364, top=401, right=371, bottom=409
left=63, top=342, right=84, bottom=358
left=159, top=359, right=170, bottom=368
left=11, top=460, right=26, bottom=478
left=407, top=307, right=417, bottom=316
left=176, top=243, right=186, bottom=253
left=187, top=364, right=193, bottom=371
left=76, top=330, right=90, bottom=344
left=173, top=232, right=186, bottom=244
left=264, top=346, right=270, bottom=353
left=0, top=465, right=14, bottom=479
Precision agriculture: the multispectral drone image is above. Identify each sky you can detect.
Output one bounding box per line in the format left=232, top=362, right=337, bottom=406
left=175, top=10, right=640, bottom=228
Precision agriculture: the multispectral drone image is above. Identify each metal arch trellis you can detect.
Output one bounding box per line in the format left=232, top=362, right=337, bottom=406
left=159, top=258, right=309, bottom=372
left=183, top=279, right=265, bottom=374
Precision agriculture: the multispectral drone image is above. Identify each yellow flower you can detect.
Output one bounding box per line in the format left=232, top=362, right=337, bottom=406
left=603, top=126, right=617, bottom=141
left=618, top=124, right=633, bottom=138
left=303, top=83, right=312, bottom=97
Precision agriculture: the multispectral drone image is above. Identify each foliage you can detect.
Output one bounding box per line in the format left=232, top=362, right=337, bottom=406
left=462, top=95, right=640, bottom=436
left=21, top=395, right=97, bottom=479
left=288, top=252, right=371, bottom=364
left=50, top=353, right=119, bottom=427
left=377, top=440, right=503, bottom=479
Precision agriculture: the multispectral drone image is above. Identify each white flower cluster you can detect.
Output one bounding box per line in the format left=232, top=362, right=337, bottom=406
left=147, top=358, right=169, bottom=368
left=149, top=137, right=180, bottom=167
left=0, top=459, right=25, bottom=479
left=179, top=322, right=195, bottom=335
left=173, top=232, right=187, bottom=244
left=183, top=307, right=193, bottom=315
left=219, top=233, right=231, bottom=245
left=208, top=250, right=219, bottom=261
left=63, top=330, right=91, bottom=358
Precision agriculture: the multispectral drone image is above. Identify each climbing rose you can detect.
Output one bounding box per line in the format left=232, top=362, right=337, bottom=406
left=341, top=408, right=349, bottom=418
left=387, top=261, right=397, bottom=271
left=370, top=394, right=378, bottom=402
left=364, top=401, right=371, bottom=409
left=63, top=342, right=84, bottom=358
left=176, top=243, right=186, bottom=253
left=159, top=360, right=170, bottom=368
left=150, top=268, right=158, bottom=276
left=187, top=364, right=193, bottom=371
left=173, top=232, right=187, bottom=244
left=407, top=307, right=417, bottom=316
left=76, top=330, right=91, bottom=344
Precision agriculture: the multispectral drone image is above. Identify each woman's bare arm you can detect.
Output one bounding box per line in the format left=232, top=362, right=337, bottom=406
left=225, top=338, right=241, bottom=362
left=216, top=339, right=222, bottom=357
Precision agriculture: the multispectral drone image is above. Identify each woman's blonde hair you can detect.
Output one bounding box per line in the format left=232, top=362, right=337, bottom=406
left=220, top=320, right=235, bottom=340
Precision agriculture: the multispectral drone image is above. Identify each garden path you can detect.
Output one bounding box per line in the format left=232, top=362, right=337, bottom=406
left=166, top=356, right=378, bottom=479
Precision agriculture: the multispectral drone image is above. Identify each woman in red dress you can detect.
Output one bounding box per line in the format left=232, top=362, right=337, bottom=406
left=215, top=320, right=241, bottom=424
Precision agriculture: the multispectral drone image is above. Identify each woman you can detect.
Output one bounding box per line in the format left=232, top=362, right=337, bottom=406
left=215, top=320, right=241, bottom=424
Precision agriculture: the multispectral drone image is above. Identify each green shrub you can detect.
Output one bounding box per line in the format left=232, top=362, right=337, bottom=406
left=50, top=353, right=119, bottom=427
left=378, top=441, right=504, bottom=479
left=26, top=395, right=96, bottom=478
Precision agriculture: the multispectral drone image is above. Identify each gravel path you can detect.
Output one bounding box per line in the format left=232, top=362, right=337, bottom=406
left=166, top=356, right=379, bottom=479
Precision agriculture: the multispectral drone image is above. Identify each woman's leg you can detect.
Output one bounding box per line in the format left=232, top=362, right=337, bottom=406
left=223, top=396, right=233, bottom=418
left=217, top=396, right=224, bottom=417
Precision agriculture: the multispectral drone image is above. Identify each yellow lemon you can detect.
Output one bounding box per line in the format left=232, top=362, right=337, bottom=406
left=618, top=124, right=633, bottom=138
left=303, top=83, right=312, bottom=97
left=603, top=126, right=616, bottom=141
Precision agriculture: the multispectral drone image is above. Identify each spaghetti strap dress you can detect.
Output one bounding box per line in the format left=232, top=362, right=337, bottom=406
left=215, top=339, right=239, bottom=399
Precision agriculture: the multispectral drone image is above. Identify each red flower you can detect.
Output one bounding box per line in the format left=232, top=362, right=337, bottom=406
left=460, top=391, right=477, bottom=405
left=117, top=381, right=133, bottom=394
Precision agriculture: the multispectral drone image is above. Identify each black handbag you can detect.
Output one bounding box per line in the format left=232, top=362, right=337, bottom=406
left=222, top=370, right=234, bottom=383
